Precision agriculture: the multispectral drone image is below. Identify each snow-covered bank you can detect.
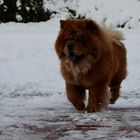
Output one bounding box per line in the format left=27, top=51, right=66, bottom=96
left=0, top=20, right=64, bottom=95
left=0, top=21, right=140, bottom=98
left=0, top=0, right=140, bottom=96
left=46, top=0, right=140, bottom=28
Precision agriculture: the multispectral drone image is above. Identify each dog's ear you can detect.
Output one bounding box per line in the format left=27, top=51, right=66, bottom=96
left=60, top=20, right=67, bottom=29
left=86, top=20, right=100, bottom=34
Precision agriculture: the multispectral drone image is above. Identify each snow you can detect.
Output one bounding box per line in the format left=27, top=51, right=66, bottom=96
left=46, top=0, right=140, bottom=28
left=0, top=21, right=64, bottom=94
left=0, top=0, right=140, bottom=139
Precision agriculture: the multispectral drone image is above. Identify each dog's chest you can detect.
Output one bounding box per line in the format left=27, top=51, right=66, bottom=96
left=66, top=72, right=93, bottom=88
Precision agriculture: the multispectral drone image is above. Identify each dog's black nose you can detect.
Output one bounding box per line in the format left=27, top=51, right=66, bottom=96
left=67, top=43, right=75, bottom=52
left=67, top=43, right=84, bottom=61
left=67, top=44, right=77, bottom=60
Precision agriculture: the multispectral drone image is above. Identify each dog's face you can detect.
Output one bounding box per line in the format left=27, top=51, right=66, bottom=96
left=55, top=19, right=103, bottom=75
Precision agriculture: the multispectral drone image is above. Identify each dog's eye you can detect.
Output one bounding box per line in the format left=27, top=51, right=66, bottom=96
left=76, top=35, right=85, bottom=41
left=76, top=31, right=82, bottom=36
left=77, top=37, right=83, bottom=42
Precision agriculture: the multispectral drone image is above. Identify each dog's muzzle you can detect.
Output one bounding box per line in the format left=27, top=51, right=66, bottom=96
left=67, top=44, right=84, bottom=61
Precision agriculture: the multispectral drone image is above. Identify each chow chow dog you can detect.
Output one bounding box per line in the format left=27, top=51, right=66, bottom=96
left=55, top=19, right=127, bottom=112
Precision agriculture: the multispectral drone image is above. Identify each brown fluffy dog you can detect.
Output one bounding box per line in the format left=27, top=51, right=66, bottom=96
left=55, top=19, right=127, bottom=112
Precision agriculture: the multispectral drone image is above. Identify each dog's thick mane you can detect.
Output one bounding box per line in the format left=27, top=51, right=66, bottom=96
left=64, top=55, right=95, bottom=77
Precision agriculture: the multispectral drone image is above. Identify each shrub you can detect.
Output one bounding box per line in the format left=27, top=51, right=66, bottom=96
left=0, top=0, right=52, bottom=23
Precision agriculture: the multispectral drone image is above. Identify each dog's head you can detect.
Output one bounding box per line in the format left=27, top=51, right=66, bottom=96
left=55, top=19, right=103, bottom=75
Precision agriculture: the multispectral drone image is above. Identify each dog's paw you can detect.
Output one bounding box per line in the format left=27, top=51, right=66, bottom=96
left=75, top=102, right=86, bottom=111
left=86, top=105, right=99, bottom=113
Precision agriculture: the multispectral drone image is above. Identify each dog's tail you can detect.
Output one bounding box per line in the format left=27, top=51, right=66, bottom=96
left=101, top=24, right=125, bottom=45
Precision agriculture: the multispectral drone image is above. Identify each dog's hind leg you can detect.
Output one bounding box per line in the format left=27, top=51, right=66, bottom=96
left=110, top=75, right=124, bottom=104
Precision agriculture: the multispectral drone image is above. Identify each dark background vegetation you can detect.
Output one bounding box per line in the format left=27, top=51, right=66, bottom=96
left=0, top=0, right=84, bottom=23
left=0, top=0, right=52, bottom=23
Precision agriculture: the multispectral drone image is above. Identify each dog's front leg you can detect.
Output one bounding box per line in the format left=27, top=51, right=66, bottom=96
left=66, top=83, right=86, bottom=111
left=87, top=85, right=109, bottom=113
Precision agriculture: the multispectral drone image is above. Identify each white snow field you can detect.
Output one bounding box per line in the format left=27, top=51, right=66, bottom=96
left=0, top=0, right=140, bottom=139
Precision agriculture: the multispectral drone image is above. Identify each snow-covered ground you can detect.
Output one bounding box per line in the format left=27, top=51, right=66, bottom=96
left=0, top=0, right=140, bottom=139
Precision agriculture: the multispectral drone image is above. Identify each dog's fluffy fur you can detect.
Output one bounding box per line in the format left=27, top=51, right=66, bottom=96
left=55, top=19, right=127, bottom=112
